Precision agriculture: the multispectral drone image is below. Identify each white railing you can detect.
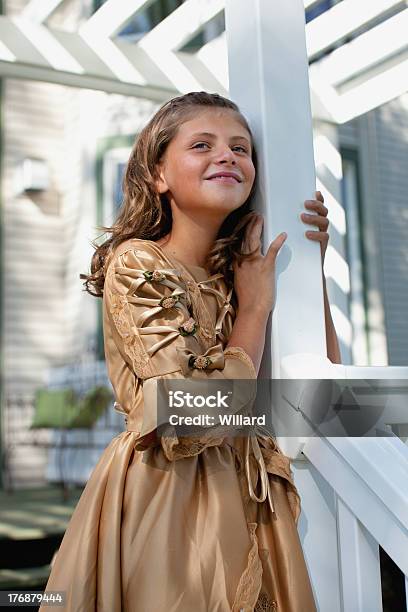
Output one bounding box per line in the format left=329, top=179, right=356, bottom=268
left=275, top=355, right=408, bottom=610
left=301, top=434, right=408, bottom=611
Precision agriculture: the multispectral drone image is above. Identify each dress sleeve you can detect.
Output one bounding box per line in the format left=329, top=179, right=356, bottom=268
left=104, top=246, right=258, bottom=458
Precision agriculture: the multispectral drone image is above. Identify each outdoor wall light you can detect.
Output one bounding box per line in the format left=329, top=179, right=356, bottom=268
left=17, top=157, right=49, bottom=192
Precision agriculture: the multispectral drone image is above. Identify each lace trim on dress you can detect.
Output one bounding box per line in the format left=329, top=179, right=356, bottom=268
left=255, top=592, right=278, bottom=611
left=224, top=346, right=257, bottom=379
left=231, top=522, right=263, bottom=612
left=160, top=433, right=226, bottom=462
left=108, top=292, right=153, bottom=379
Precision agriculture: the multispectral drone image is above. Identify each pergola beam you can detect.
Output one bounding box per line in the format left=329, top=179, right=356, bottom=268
left=138, top=0, right=224, bottom=52
left=0, top=15, right=178, bottom=96
left=1, top=0, right=408, bottom=123
left=79, top=0, right=155, bottom=39
left=305, top=0, right=405, bottom=59
left=0, top=15, right=337, bottom=118
left=309, top=49, right=408, bottom=125
left=317, top=8, right=408, bottom=87
left=16, top=0, right=324, bottom=30
left=313, top=57, right=408, bottom=124
left=21, top=0, right=65, bottom=24
left=136, top=0, right=224, bottom=93
left=0, top=60, right=175, bottom=100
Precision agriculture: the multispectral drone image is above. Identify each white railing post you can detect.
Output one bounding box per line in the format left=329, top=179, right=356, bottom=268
left=225, top=0, right=326, bottom=380
left=337, top=497, right=383, bottom=612
left=224, top=2, right=341, bottom=608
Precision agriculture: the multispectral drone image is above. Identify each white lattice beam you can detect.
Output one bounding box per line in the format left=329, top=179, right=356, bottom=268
left=0, top=15, right=176, bottom=99
left=12, top=16, right=84, bottom=73
left=136, top=0, right=224, bottom=93
left=317, top=7, right=408, bottom=87
left=21, top=0, right=66, bottom=24
left=79, top=0, right=155, bottom=39
left=196, top=31, right=229, bottom=90
left=16, top=0, right=319, bottom=36
left=309, top=54, right=408, bottom=124
left=138, top=0, right=223, bottom=52
left=306, top=0, right=405, bottom=59
left=1, top=1, right=408, bottom=122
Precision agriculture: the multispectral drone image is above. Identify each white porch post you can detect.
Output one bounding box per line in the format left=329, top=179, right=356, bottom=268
left=224, top=2, right=341, bottom=609
left=225, top=0, right=327, bottom=379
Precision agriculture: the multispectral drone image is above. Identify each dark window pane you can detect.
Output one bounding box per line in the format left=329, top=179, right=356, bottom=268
left=114, top=162, right=126, bottom=212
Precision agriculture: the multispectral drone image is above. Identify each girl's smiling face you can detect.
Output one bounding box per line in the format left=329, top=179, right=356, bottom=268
left=155, top=108, right=255, bottom=219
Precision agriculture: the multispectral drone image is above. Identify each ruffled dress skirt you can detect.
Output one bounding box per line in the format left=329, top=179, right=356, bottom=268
left=40, top=425, right=317, bottom=612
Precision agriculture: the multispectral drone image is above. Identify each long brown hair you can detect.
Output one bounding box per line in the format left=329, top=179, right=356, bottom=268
left=80, top=91, right=259, bottom=298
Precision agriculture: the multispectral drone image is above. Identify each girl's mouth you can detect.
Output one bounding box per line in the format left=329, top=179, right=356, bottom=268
left=207, top=176, right=240, bottom=184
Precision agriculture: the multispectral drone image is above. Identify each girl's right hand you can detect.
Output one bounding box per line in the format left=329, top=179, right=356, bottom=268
left=233, top=213, right=287, bottom=316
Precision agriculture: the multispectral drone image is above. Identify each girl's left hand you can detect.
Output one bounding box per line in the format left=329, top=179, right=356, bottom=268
left=301, top=190, right=329, bottom=266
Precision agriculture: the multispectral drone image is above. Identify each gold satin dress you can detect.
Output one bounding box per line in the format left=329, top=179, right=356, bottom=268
left=40, top=239, right=317, bottom=612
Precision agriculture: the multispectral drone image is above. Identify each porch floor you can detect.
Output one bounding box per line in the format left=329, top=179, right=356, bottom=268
left=0, top=485, right=82, bottom=591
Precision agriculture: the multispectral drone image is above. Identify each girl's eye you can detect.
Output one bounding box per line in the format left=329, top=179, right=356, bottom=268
left=233, top=145, right=248, bottom=153
left=192, top=142, right=248, bottom=153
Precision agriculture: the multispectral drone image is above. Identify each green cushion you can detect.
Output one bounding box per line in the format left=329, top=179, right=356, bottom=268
left=31, top=386, right=113, bottom=430
left=70, top=386, right=113, bottom=428
left=31, top=388, right=79, bottom=429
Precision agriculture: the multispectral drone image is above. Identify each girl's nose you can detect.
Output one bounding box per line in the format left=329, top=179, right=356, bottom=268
left=215, top=146, right=235, bottom=163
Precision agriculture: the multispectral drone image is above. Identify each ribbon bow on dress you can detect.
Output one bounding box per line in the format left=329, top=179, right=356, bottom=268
left=244, top=432, right=276, bottom=516
left=176, top=342, right=225, bottom=376
left=242, top=428, right=302, bottom=522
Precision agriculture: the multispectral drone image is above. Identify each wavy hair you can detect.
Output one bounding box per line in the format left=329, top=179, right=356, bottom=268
left=80, top=91, right=259, bottom=299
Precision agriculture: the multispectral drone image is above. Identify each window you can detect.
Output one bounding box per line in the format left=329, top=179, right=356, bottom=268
left=102, top=148, right=130, bottom=226
left=95, top=136, right=134, bottom=360
left=340, top=148, right=370, bottom=365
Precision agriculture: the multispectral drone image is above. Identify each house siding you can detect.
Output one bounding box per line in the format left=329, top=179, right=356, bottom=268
left=338, top=92, right=408, bottom=366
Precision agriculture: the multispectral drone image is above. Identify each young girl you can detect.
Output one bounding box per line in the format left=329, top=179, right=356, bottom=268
left=41, top=91, right=338, bottom=611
